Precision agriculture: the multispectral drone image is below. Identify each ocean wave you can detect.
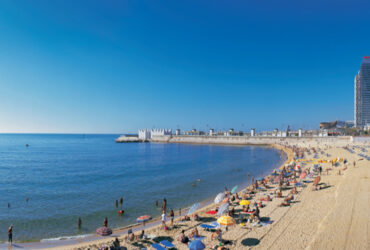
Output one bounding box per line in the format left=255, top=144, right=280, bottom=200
left=40, top=234, right=93, bottom=242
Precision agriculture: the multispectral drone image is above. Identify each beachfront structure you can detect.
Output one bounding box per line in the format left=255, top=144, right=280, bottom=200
left=209, top=128, right=214, bottom=136
left=138, top=129, right=172, bottom=140
left=175, top=129, right=181, bottom=135
left=355, top=56, right=370, bottom=128
left=251, top=128, right=255, bottom=137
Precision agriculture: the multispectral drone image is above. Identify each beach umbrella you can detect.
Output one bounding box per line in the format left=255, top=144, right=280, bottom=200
left=187, top=203, right=200, bottom=216
left=214, top=193, right=225, bottom=204
left=137, top=215, right=152, bottom=228
left=294, top=165, right=301, bottom=171
left=257, top=177, right=264, bottom=182
left=217, top=203, right=229, bottom=216
left=239, top=200, right=250, bottom=206
left=271, top=172, right=279, bottom=176
left=188, top=240, right=205, bottom=250
left=96, top=226, right=112, bottom=236
left=217, top=216, right=235, bottom=226
left=231, top=185, right=238, bottom=194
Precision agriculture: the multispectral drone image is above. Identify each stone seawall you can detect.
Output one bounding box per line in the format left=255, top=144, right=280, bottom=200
left=151, top=135, right=352, bottom=146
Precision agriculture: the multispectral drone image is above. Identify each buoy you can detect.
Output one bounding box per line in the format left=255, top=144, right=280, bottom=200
left=118, top=210, right=124, bottom=214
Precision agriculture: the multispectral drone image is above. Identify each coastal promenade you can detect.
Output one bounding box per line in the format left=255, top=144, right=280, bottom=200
left=150, top=135, right=353, bottom=146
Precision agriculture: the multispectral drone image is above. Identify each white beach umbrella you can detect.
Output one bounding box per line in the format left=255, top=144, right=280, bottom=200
left=214, top=193, right=225, bottom=204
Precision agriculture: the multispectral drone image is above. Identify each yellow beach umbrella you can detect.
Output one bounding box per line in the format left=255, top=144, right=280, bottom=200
left=217, top=216, right=235, bottom=226
left=239, top=200, right=250, bottom=206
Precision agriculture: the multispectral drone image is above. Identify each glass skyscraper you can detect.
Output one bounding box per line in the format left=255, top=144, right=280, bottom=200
left=355, top=56, right=370, bottom=128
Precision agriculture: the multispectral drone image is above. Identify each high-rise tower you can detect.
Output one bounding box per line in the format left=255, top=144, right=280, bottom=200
left=355, top=56, right=370, bottom=128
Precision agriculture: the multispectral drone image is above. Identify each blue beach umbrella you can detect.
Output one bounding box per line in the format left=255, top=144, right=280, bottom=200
left=187, top=203, right=200, bottom=216
left=188, top=240, right=205, bottom=250
left=231, top=185, right=238, bottom=194
left=257, top=177, right=264, bottom=182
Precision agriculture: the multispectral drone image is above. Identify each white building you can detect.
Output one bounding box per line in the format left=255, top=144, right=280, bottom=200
left=250, top=129, right=255, bottom=137
left=138, top=129, right=151, bottom=140
left=138, top=129, right=172, bottom=140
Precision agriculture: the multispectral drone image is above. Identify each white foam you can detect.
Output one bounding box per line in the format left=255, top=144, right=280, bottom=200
left=40, top=234, right=92, bottom=242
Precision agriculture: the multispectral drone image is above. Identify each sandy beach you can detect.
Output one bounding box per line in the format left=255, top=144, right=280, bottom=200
left=0, top=139, right=361, bottom=250
left=36, top=139, right=368, bottom=250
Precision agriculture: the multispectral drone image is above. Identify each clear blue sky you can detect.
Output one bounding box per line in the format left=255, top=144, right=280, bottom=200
left=0, top=0, right=369, bottom=133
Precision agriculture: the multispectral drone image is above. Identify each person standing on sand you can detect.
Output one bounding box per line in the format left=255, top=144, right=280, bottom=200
left=353, top=161, right=356, bottom=168
left=104, top=217, right=108, bottom=227
left=161, top=211, right=167, bottom=229
left=8, top=225, right=12, bottom=245
left=170, top=209, right=175, bottom=226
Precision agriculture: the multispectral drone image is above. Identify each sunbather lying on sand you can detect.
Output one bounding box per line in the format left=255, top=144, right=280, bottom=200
left=260, top=195, right=272, bottom=202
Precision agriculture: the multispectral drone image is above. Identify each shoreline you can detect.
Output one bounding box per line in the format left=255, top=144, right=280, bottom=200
left=1, top=142, right=290, bottom=249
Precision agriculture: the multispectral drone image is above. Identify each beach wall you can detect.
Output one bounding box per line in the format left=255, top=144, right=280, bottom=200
left=151, top=135, right=352, bottom=146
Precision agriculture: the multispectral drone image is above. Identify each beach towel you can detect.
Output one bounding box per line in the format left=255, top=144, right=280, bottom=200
left=206, top=210, right=217, bottom=215
left=160, top=240, right=175, bottom=248
left=200, top=224, right=215, bottom=230
left=151, top=243, right=166, bottom=250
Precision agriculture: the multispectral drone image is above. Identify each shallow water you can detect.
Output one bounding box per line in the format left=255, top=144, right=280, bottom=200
left=0, top=134, right=284, bottom=242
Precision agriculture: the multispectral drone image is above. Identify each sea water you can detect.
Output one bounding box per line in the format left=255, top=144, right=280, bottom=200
left=0, top=134, right=284, bottom=242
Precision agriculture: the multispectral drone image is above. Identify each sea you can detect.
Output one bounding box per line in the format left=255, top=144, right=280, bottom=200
left=0, top=134, right=285, bottom=242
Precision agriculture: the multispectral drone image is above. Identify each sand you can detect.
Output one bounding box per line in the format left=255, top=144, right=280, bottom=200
left=40, top=141, right=370, bottom=250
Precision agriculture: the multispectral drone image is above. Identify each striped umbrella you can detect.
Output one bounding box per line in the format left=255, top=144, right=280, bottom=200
left=217, top=216, right=235, bottom=226
left=187, top=203, right=200, bottom=216
left=137, top=215, right=152, bottom=229
left=96, top=226, right=112, bottom=236
left=214, top=193, right=225, bottom=204
left=137, top=215, right=152, bottom=224
left=231, top=185, right=238, bottom=194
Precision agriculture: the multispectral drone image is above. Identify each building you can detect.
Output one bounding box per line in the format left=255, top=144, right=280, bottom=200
left=138, top=129, right=172, bottom=140
left=355, top=56, right=370, bottom=128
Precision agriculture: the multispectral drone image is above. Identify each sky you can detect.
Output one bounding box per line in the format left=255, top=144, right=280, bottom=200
left=0, top=0, right=370, bottom=134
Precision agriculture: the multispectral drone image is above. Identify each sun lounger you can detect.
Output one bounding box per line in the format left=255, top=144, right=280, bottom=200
left=160, top=240, right=175, bottom=249
left=151, top=243, right=166, bottom=250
